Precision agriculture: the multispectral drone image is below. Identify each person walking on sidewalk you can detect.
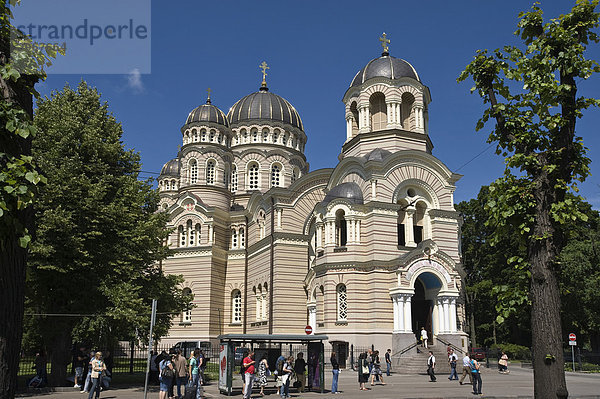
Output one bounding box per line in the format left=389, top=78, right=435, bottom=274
left=470, top=358, right=483, bottom=395
left=331, top=352, right=340, bottom=394
left=427, top=351, right=436, bottom=382
left=448, top=349, right=459, bottom=380
left=459, top=354, right=472, bottom=385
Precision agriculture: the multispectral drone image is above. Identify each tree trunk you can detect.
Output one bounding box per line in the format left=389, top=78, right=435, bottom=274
left=0, top=234, right=29, bottom=399
left=530, top=179, right=568, bottom=399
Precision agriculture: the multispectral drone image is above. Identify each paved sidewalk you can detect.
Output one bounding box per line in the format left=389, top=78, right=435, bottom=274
left=16, top=367, right=600, bottom=398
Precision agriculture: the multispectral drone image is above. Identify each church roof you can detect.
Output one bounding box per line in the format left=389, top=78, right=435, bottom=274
left=323, top=182, right=364, bottom=205
left=227, top=90, right=304, bottom=131
left=186, top=102, right=229, bottom=127
left=350, top=55, right=420, bottom=87
left=363, top=148, right=392, bottom=162
left=160, top=158, right=180, bottom=177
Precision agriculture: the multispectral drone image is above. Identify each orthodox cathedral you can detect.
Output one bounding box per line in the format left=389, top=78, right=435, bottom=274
left=157, top=35, right=468, bottom=362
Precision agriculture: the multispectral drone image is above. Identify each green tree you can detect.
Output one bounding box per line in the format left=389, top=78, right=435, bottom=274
left=28, top=82, right=189, bottom=385
left=0, top=1, right=61, bottom=396
left=459, top=2, right=600, bottom=396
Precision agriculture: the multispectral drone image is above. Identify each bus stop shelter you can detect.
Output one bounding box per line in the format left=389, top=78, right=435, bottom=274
left=218, top=334, right=329, bottom=395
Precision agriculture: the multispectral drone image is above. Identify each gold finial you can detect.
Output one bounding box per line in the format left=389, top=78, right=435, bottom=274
left=259, top=61, right=269, bottom=89
left=379, top=32, right=390, bottom=55
left=206, top=87, right=211, bottom=104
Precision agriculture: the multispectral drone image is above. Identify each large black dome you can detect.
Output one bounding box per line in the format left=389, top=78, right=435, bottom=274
left=160, top=158, right=180, bottom=177
left=227, top=90, right=303, bottom=131
left=186, top=102, right=229, bottom=127
left=323, top=182, right=364, bottom=205
left=350, top=55, right=420, bottom=87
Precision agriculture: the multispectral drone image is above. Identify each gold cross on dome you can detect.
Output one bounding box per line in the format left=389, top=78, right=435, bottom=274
left=259, top=61, right=269, bottom=81
left=207, top=87, right=211, bottom=103
left=379, top=32, right=390, bottom=53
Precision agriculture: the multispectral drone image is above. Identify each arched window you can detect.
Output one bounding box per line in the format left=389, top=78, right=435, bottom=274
left=182, top=287, right=192, bottom=324
left=248, top=162, right=259, bottom=190
left=209, top=130, right=215, bottom=142
left=232, top=290, right=242, bottom=323
left=258, top=210, right=266, bottom=239
left=231, top=228, right=238, bottom=249
left=252, top=129, right=258, bottom=142
left=271, top=163, right=282, bottom=188
left=192, top=129, right=198, bottom=142
left=370, top=92, right=387, bottom=131
left=187, top=220, right=195, bottom=246
left=171, top=180, right=177, bottom=190
left=414, top=202, right=426, bottom=244
left=231, top=165, right=238, bottom=192
left=234, top=134, right=239, bottom=145
left=283, top=133, right=289, bottom=146
left=401, top=92, right=415, bottom=130
left=206, top=159, right=216, bottom=185
left=262, top=283, right=268, bottom=321
left=335, top=209, right=347, bottom=247
left=179, top=225, right=186, bottom=247
left=273, top=129, right=280, bottom=144
left=164, top=180, right=170, bottom=191
left=350, top=102, right=359, bottom=136
left=397, top=209, right=406, bottom=246
left=241, top=129, right=248, bottom=144
left=255, top=285, right=262, bottom=321
left=337, top=284, right=347, bottom=321
left=291, top=167, right=299, bottom=184
left=201, top=129, right=207, bottom=142
left=239, top=228, right=245, bottom=248
left=262, top=129, right=269, bottom=142
left=189, top=159, right=198, bottom=184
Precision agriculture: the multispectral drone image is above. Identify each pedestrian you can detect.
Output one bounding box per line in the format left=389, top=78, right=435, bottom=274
left=366, top=349, right=373, bottom=376
left=88, top=351, right=106, bottom=399
left=420, top=327, right=428, bottom=348
left=102, top=350, right=113, bottom=390
left=385, top=349, right=392, bottom=376
left=32, top=350, right=47, bottom=387
left=188, top=349, right=202, bottom=399
left=471, top=357, right=483, bottom=395
left=427, top=351, right=436, bottom=382
left=370, top=350, right=385, bottom=386
left=82, top=351, right=95, bottom=393
left=280, top=355, right=294, bottom=399
left=499, top=351, right=509, bottom=374
left=150, top=351, right=159, bottom=385
left=168, top=353, right=177, bottom=399
left=459, top=353, right=473, bottom=385
left=172, top=349, right=188, bottom=398
left=294, top=352, right=306, bottom=393
left=331, top=352, right=340, bottom=394
left=357, top=352, right=369, bottom=390
left=73, top=346, right=86, bottom=389
left=275, top=353, right=286, bottom=395
left=159, top=354, right=174, bottom=399
left=258, top=354, right=269, bottom=396
left=448, top=349, right=458, bottom=380
left=198, top=350, right=206, bottom=385
left=242, top=351, right=256, bottom=399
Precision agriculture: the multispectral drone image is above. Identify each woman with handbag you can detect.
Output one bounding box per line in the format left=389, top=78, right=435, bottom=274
left=498, top=351, right=509, bottom=374
left=358, top=352, right=369, bottom=390
left=88, top=352, right=106, bottom=399
left=257, top=354, right=269, bottom=396
left=159, top=355, right=175, bottom=399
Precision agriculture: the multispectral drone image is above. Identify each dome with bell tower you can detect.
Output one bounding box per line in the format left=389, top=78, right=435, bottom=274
left=341, top=33, right=432, bottom=158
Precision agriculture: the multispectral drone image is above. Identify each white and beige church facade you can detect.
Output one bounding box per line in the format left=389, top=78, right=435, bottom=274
left=157, top=40, right=469, bottom=362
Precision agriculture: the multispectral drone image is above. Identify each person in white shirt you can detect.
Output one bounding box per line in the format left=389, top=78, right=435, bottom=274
left=427, top=351, right=436, bottom=382
left=448, top=349, right=459, bottom=380
left=420, top=327, right=428, bottom=348
left=459, top=354, right=472, bottom=385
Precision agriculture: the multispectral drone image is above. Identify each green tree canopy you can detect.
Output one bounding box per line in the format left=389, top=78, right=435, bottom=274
left=27, top=82, right=189, bottom=385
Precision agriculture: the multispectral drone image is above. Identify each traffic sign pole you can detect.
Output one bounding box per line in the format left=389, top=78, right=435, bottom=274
left=569, top=333, right=576, bottom=372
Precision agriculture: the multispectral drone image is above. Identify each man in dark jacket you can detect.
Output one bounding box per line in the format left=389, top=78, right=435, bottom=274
left=331, top=352, right=340, bottom=394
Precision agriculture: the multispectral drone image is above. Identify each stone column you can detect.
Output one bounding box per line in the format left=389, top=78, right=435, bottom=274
left=346, top=118, right=352, bottom=140
left=371, top=180, right=377, bottom=200
left=262, top=293, right=267, bottom=321
left=398, top=295, right=406, bottom=332
left=355, top=220, right=361, bottom=243
left=423, top=210, right=431, bottom=240
left=443, top=298, right=450, bottom=334
left=308, top=304, right=317, bottom=333
left=315, top=224, right=322, bottom=250
left=437, top=298, right=445, bottom=333
left=404, top=295, right=412, bottom=333
left=392, top=296, right=399, bottom=332
left=348, top=220, right=355, bottom=243
left=404, top=209, right=416, bottom=247
left=449, top=298, right=457, bottom=333
left=386, top=103, right=393, bottom=128
left=276, top=209, right=282, bottom=229
left=208, top=225, right=214, bottom=245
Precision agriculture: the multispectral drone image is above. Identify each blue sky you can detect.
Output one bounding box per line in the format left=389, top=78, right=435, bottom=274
left=27, top=0, right=600, bottom=206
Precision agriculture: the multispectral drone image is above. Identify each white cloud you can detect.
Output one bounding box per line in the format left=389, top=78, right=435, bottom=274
left=127, top=68, right=144, bottom=93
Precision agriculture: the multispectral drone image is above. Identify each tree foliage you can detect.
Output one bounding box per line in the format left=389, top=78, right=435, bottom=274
left=459, top=1, right=600, bottom=397
left=27, top=82, right=189, bottom=385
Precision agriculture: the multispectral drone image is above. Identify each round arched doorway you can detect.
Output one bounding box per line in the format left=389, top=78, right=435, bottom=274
left=411, top=271, right=442, bottom=344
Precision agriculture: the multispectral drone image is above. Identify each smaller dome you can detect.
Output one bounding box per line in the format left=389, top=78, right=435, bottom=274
left=323, top=182, right=364, bottom=205
left=160, top=158, right=180, bottom=177
left=186, top=101, right=229, bottom=127
left=350, top=55, right=420, bottom=88
left=363, top=148, right=392, bottom=162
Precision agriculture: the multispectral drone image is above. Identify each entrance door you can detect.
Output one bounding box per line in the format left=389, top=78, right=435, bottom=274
left=412, top=279, right=433, bottom=344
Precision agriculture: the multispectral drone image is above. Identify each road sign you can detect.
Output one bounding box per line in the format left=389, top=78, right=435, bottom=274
left=305, top=325, right=313, bottom=335
left=569, top=333, right=576, bottom=341
left=569, top=341, right=577, bottom=346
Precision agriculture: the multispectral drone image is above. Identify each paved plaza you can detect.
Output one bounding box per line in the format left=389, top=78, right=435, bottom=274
left=17, top=367, right=600, bottom=398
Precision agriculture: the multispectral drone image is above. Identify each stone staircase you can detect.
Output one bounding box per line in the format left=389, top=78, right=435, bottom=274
left=394, top=344, right=451, bottom=375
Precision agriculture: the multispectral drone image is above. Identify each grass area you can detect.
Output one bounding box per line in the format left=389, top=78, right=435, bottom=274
left=564, top=362, right=600, bottom=373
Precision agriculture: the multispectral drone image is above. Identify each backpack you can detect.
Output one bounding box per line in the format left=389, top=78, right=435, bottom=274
left=160, top=360, right=175, bottom=378
left=276, top=356, right=285, bottom=376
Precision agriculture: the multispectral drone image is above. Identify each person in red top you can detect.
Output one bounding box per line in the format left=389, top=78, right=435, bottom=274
left=242, top=352, right=256, bottom=399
